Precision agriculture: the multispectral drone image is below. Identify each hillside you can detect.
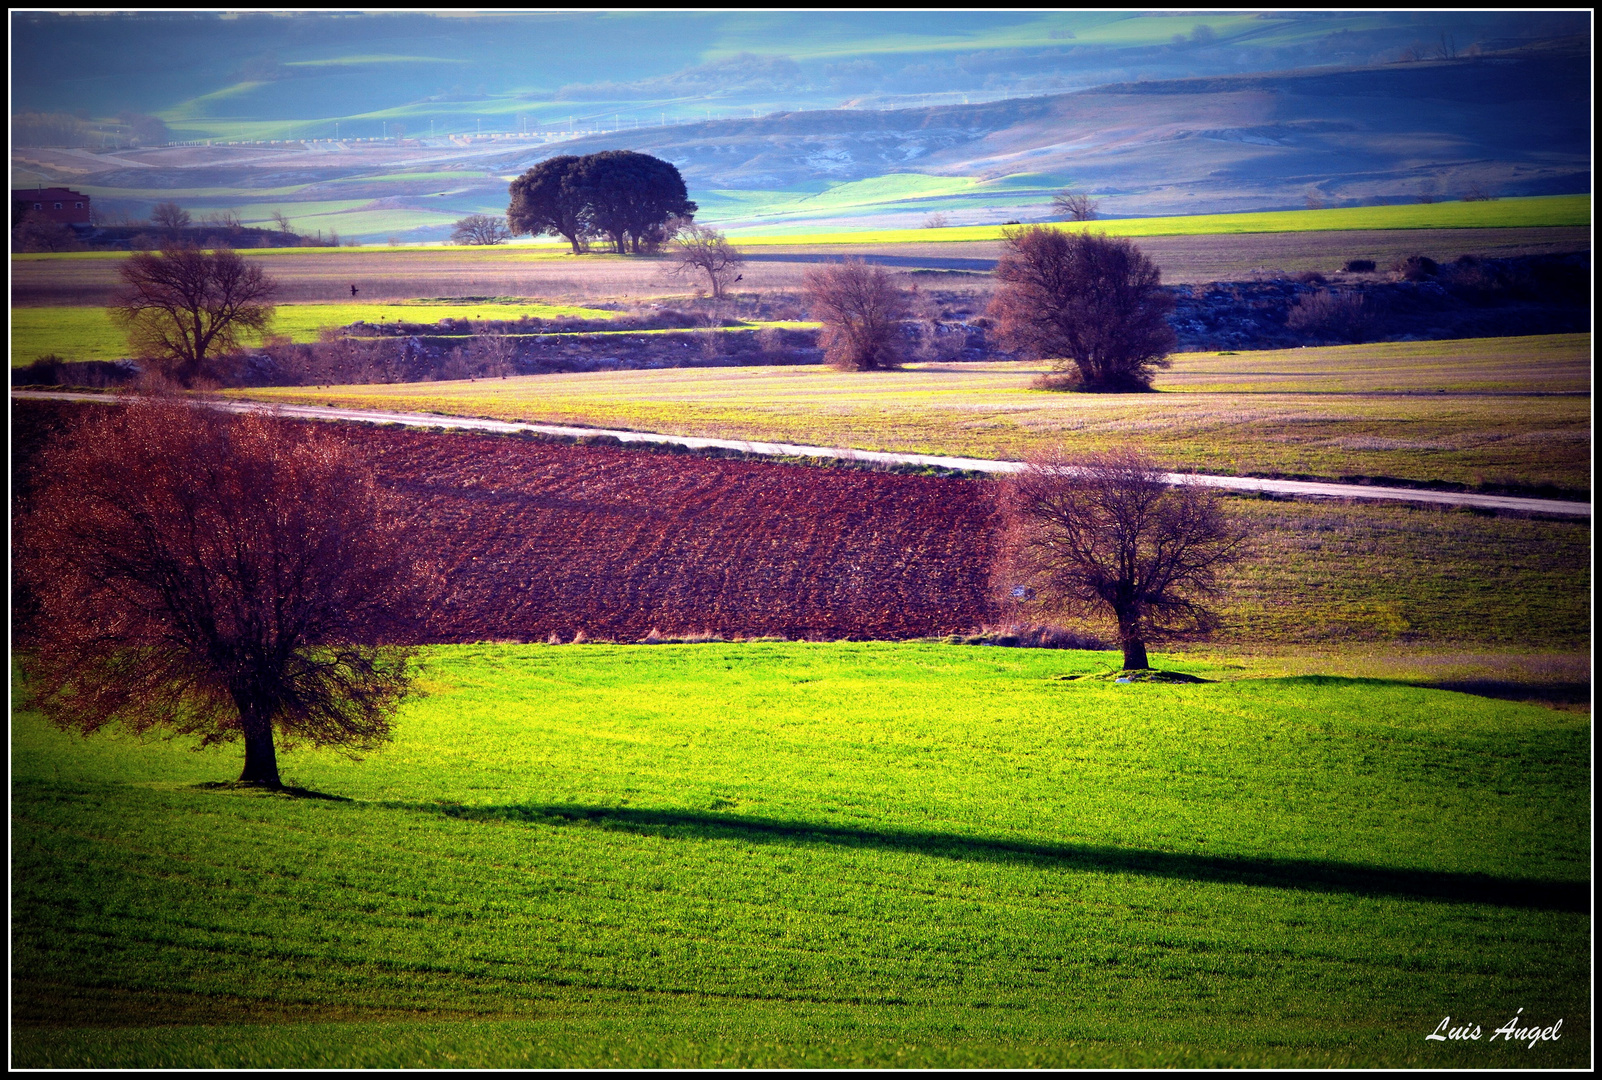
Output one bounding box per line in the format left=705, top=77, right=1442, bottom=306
left=13, top=44, right=1589, bottom=240
left=525, top=49, right=1591, bottom=225
left=15, top=12, right=1583, bottom=137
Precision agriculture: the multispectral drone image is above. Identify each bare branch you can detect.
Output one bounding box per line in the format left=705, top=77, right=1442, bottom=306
left=998, top=449, right=1247, bottom=669
left=802, top=259, right=910, bottom=371
left=988, top=228, right=1175, bottom=391
left=110, top=245, right=278, bottom=382
left=15, top=401, right=440, bottom=787
left=668, top=220, right=744, bottom=299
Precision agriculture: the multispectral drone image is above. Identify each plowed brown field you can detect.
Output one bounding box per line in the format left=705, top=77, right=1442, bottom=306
left=354, top=424, right=1001, bottom=642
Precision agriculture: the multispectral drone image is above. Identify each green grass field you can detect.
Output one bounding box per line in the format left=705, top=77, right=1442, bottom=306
left=9, top=241, right=581, bottom=263
left=728, top=195, right=1591, bottom=243
left=231, top=335, right=1592, bottom=494
left=1211, top=497, right=1588, bottom=650
left=12, top=641, right=1590, bottom=1067
left=9, top=301, right=621, bottom=366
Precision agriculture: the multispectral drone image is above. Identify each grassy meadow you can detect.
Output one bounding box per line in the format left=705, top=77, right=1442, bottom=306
left=12, top=641, right=1590, bottom=1068
left=10, top=300, right=621, bottom=367
left=231, top=335, right=1593, bottom=494
left=727, top=194, right=1590, bottom=244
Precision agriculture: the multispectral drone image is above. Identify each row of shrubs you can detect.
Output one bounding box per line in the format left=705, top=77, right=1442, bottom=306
left=1286, top=251, right=1588, bottom=342
left=458, top=625, right=1108, bottom=649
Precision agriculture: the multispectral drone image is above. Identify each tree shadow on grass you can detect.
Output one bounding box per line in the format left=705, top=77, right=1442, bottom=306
left=397, top=802, right=1587, bottom=914
left=192, top=780, right=352, bottom=801
left=1256, top=674, right=1591, bottom=713
left=1421, top=679, right=1590, bottom=710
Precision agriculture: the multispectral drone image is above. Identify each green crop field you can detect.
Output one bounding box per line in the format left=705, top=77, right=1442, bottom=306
left=12, top=641, right=1589, bottom=1068
left=10, top=301, right=621, bottom=367
left=231, top=335, right=1593, bottom=494
left=1212, top=497, right=1588, bottom=651
left=10, top=242, right=578, bottom=263
left=727, top=195, right=1591, bottom=243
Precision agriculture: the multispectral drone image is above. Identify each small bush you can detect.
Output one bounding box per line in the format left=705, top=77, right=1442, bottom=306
left=1030, top=370, right=1087, bottom=392
left=1293, top=271, right=1327, bottom=285
left=1342, top=259, right=1377, bottom=273
left=1286, top=289, right=1374, bottom=342
left=803, top=260, right=909, bottom=371
left=959, top=624, right=1109, bottom=650
left=1393, top=254, right=1440, bottom=281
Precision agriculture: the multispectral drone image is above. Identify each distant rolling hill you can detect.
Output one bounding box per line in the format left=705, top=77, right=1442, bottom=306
left=506, top=47, right=1590, bottom=228
left=11, top=46, right=1588, bottom=240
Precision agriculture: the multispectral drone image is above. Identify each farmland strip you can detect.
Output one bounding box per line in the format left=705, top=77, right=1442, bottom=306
left=13, top=391, right=1590, bottom=518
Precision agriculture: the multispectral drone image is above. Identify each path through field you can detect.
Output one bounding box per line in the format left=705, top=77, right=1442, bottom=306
left=14, top=390, right=1589, bottom=518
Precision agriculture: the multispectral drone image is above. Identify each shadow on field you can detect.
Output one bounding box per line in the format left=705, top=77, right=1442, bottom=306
left=1260, top=674, right=1591, bottom=713
left=193, top=781, right=352, bottom=801
left=404, top=802, right=1588, bottom=914
left=1420, top=679, right=1591, bottom=710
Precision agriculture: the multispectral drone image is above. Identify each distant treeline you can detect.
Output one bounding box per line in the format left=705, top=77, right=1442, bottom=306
left=12, top=111, right=169, bottom=147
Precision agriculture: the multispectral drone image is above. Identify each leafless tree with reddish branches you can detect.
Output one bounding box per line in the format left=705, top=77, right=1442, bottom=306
left=110, top=245, right=277, bottom=382
left=988, top=227, right=1175, bottom=392
left=803, top=259, right=910, bottom=371
left=14, top=399, right=439, bottom=788
left=997, top=450, right=1246, bottom=670
left=450, top=214, right=513, bottom=245
left=669, top=220, right=744, bottom=299
left=1050, top=188, right=1098, bottom=221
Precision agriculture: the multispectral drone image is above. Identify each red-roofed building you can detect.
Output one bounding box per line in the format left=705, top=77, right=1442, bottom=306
left=13, top=187, right=92, bottom=225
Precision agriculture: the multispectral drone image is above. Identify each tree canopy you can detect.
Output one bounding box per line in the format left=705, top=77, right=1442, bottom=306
left=669, top=220, right=743, bottom=298
left=999, top=450, right=1246, bottom=670
left=507, top=151, right=696, bottom=255
left=507, top=155, right=591, bottom=253
left=110, top=244, right=278, bottom=381
left=988, top=227, right=1176, bottom=392
left=15, top=399, right=438, bottom=788
left=803, top=259, right=910, bottom=371
left=450, top=213, right=513, bottom=246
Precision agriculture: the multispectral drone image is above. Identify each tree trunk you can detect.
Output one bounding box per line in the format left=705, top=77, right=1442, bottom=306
left=1121, top=637, right=1149, bottom=671
left=1116, top=611, right=1149, bottom=670
left=237, top=702, right=282, bottom=787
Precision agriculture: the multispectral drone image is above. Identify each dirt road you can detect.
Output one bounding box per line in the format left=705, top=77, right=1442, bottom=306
left=15, top=390, right=1589, bottom=518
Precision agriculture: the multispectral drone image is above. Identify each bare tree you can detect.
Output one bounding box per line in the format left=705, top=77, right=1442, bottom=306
left=110, top=245, right=278, bottom=382
left=988, top=227, right=1176, bottom=392
left=1051, top=189, right=1098, bottom=222
left=150, top=201, right=191, bottom=234
left=450, top=214, right=513, bottom=246
left=11, top=210, right=81, bottom=253
left=669, top=220, right=744, bottom=299
left=470, top=328, right=518, bottom=378
left=14, top=399, right=438, bottom=788
left=1286, top=289, right=1373, bottom=342
left=803, top=259, right=910, bottom=371
left=270, top=209, right=294, bottom=236
left=999, top=451, right=1246, bottom=670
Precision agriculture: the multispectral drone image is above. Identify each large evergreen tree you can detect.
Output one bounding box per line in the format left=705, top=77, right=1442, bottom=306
left=507, top=155, right=591, bottom=254
left=508, top=151, right=695, bottom=254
